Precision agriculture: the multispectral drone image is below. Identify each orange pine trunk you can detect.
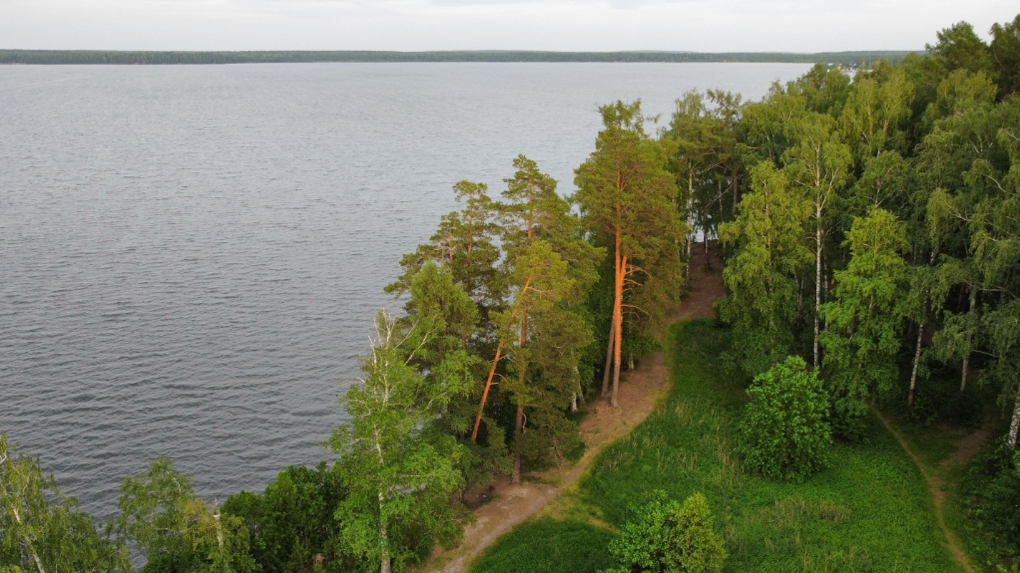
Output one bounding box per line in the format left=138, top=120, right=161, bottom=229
left=471, top=274, right=532, bottom=443
left=610, top=229, right=626, bottom=408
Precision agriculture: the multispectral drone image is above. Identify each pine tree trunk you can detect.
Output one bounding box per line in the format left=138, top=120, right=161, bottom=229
left=908, top=323, right=924, bottom=416
left=611, top=251, right=627, bottom=408
left=601, top=320, right=614, bottom=397
left=471, top=344, right=502, bottom=442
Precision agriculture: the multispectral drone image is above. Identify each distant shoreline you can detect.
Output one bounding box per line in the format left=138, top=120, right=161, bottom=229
left=0, top=50, right=918, bottom=66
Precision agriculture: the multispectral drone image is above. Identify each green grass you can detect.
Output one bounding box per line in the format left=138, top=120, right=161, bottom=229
left=469, top=319, right=966, bottom=573
left=466, top=517, right=614, bottom=573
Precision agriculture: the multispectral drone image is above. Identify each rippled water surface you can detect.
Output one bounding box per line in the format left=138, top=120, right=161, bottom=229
left=0, top=62, right=809, bottom=518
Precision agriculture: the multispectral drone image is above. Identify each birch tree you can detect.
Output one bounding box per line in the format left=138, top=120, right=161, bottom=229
left=330, top=314, right=470, bottom=573
left=0, top=434, right=128, bottom=573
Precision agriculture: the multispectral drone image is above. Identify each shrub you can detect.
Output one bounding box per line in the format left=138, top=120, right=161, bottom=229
left=600, top=491, right=726, bottom=573
left=962, top=441, right=1020, bottom=567
left=738, top=356, right=832, bottom=481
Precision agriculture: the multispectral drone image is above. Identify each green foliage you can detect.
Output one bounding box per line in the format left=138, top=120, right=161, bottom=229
left=496, top=155, right=601, bottom=475
left=738, top=356, right=832, bottom=482
left=990, top=15, right=1020, bottom=97
left=960, top=442, right=1020, bottom=569
left=599, top=491, right=726, bottom=573
left=329, top=314, right=469, bottom=572
left=466, top=518, right=613, bottom=573
left=114, top=457, right=257, bottom=573
left=221, top=462, right=347, bottom=572
left=820, top=209, right=910, bottom=438
left=718, top=162, right=812, bottom=375
left=926, top=21, right=995, bottom=78
left=0, top=434, right=129, bottom=573
left=574, top=100, right=685, bottom=394
left=476, top=321, right=964, bottom=572
left=579, top=320, right=963, bottom=571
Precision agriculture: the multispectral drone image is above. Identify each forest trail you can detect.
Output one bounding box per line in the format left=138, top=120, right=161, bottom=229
left=873, top=409, right=984, bottom=573
left=422, top=246, right=724, bottom=573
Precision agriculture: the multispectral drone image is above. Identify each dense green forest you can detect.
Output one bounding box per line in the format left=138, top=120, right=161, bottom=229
left=3, top=13, right=1020, bottom=573
left=0, top=50, right=912, bottom=66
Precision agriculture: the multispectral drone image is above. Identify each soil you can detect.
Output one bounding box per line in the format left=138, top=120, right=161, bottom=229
left=420, top=245, right=723, bottom=573
left=873, top=409, right=987, bottom=573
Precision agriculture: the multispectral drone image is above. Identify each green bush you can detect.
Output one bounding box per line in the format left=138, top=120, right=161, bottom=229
left=961, top=441, right=1020, bottom=568
left=599, top=491, right=726, bottom=573
left=222, top=462, right=349, bottom=573
left=738, top=356, right=832, bottom=481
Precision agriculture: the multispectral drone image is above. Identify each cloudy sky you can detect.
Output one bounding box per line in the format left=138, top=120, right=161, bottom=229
left=2, top=0, right=1015, bottom=52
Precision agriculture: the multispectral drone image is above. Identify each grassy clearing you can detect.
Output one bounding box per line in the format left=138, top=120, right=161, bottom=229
left=469, top=319, right=966, bottom=573
left=465, top=518, right=613, bottom=573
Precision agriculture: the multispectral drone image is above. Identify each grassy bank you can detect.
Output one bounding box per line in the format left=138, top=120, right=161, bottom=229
left=469, top=319, right=965, bottom=573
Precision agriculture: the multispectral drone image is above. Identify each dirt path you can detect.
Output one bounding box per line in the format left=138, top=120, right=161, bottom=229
left=422, top=247, right=724, bottom=573
left=872, top=408, right=984, bottom=573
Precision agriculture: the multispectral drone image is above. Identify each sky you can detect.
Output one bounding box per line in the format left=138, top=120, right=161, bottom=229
left=1, top=0, right=1016, bottom=52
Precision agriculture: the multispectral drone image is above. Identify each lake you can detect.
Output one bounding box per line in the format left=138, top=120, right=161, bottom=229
left=0, top=62, right=810, bottom=519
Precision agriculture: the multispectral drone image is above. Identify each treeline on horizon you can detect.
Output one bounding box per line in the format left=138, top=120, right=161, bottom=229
left=0, top=49, right=915, bottom=66
left=3, top=12, right=1020, bottom=573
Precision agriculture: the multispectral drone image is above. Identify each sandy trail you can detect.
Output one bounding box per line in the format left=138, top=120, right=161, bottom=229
left=423, top=247, right=723, bottom=573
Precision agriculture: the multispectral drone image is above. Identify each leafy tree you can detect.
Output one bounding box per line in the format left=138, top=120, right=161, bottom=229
left=599, top=491, right=726, bottom=573
left=790, top=63, right=852, bottom=118
left=738, top=356, right=832, bottom=481
left=0, top=434, right=129, bottom=573
left=782, top=110, right=852, bottom=368
left=718, top=162, right=813, bottom=375
left=990, top=15, right=1020, bottom=97
left=737, top=83, right=805, bottom=167
left=839, top=65, right=915, bottom=162
left=221, top=462, right=347, bottom=572
left=926, top=21, right=994, bottom=78
left=575, top=100, right=685, bottom=407
left=329, top=314, right=470, bottom=573
left=113, top=457, right=257, bottom=573
left=664, top=91, right=724, bottom=277
left=820, top=208, right=910, bottom=437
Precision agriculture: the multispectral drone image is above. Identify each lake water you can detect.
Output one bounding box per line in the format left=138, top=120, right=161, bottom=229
left=0, top=62, right=809, bottom=519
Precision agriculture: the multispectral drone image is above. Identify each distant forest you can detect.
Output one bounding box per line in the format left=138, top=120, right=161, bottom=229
left=0, top=49, right=916, bottom=65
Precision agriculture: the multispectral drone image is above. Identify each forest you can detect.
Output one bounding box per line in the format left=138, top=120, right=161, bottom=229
left=2, top=13, right=1020, bottom=573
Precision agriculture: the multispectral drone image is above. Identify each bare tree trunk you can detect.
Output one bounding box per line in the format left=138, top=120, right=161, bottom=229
left=512, top=401, right=525, bottom=483
left=379, top=495, right=391, bottom=573
left=813, top=211, right=823, bottom=369
left=732, top=171, right=739, bottom=210
left=601, top=320, right=615, bottom=397
left=961, top=286, right=977, bottom=392
left=907, top=322, right=924, bottom=416
left=686, top=176, right=694, bottom=282
left=1009, top=378, right=1020, bottom=451
left=0, top=463, right=46, bottom=573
